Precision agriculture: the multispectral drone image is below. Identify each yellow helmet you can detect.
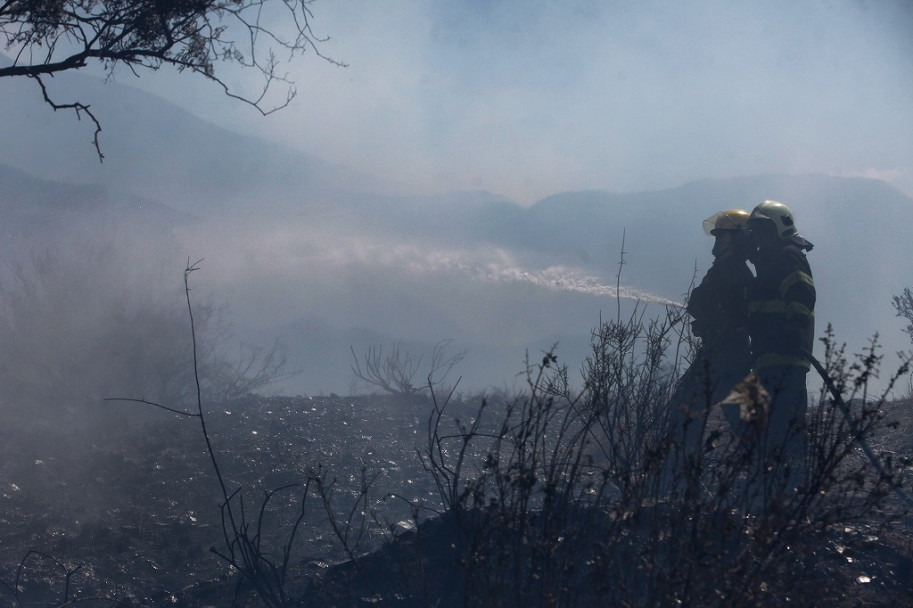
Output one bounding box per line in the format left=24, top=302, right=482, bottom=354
left=702, top=209, right=750, bottom=236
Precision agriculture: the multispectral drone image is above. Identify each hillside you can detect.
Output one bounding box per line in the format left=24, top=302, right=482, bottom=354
left=1, top=157, right=910, bottom=396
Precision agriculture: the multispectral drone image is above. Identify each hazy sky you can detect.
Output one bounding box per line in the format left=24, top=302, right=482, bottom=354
left=121, top=0, right=913, bottom=205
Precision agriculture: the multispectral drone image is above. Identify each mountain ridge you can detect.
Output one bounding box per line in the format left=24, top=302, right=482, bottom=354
left=2, top=63, right=911, bottom=394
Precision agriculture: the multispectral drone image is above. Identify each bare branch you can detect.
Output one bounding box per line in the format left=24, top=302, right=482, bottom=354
left=32, top=74, right=104, bottom=161
left=102, top=397, right=200, bottom=417
left=351, top=339, right=466, bottom=397
left=1, top=0, right=346, bottom=156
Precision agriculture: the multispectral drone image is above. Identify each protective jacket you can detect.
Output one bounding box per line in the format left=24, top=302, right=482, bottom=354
left=748, top=244, right=816, bottom=370
left=666, top=249, right=753, bottom=457
left=687, top=250, right=753, bottom=367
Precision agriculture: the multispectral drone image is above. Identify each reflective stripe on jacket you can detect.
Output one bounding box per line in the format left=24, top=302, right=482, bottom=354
left=748, top=245, right=815, bottom=371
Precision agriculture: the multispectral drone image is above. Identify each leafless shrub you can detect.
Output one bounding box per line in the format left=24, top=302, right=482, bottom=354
left=389, top=307, right=912, bottom=607
left=0, top=246, right=293, bottom=423
left=351, top=339, right=465, bottom=397
left=108, top=262, right=372, bottom=608
left=891, top=287, right=913, bottom=395
left=0, top=550, right=126, bottom=607
left=892, top=287, right=913, bottom=345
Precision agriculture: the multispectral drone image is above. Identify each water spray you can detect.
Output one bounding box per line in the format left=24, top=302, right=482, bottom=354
left=479, top=264, right=684, bottom=308
left=280, top=231, right=685, bottom=309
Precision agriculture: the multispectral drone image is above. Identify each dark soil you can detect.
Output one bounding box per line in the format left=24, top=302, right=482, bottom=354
left=0, top=394, right=438, bottom=606
left=1, top=394, right=911, bottom=607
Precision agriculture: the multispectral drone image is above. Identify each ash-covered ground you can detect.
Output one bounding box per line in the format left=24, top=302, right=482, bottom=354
left=0, top=394, right=449, bottom=606
left=1, top=393, right=911, bottom=606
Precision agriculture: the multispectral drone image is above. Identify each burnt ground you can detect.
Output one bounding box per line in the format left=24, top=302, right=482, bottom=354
left=0, top=393, right=911, bottom=607
left=0, top=394, right=443, bottom=607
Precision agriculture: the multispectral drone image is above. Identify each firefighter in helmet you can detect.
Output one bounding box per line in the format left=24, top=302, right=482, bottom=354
left=688, top=209, right=755, bottom=386
left=668, top=209, right=754, bottom=457
left=746, top=200, right=815, bottom=488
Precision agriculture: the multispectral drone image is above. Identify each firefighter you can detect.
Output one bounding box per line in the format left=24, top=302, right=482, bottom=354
left=746, top=200, right=815, bottom=488
left=668, top=210, right=754, bottom=460
left=688, top=209, right=755, bottom=405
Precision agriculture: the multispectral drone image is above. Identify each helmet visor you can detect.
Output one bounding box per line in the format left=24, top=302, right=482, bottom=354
left=703, top=210, right=749, bottom=236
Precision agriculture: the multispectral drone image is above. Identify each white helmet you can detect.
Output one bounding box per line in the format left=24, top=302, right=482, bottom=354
left=749, top=201, right=797, bottom=238
left=748, top=200, right=813, bottom=250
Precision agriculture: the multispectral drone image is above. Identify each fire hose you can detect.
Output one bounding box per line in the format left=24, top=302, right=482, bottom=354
left=802, top=349, right=913, bottom=509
